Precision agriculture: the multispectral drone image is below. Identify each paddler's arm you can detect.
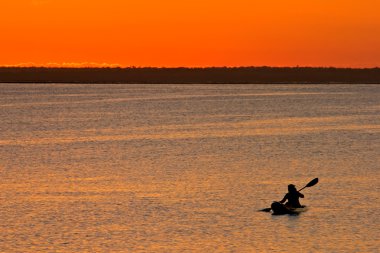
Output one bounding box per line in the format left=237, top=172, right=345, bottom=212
left=279, top=193, right=288, bottom=203
left=298, top=192, right=304, bottom=198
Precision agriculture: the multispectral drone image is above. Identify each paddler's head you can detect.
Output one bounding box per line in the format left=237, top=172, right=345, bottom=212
left=288, top=184, right=297, bottom=193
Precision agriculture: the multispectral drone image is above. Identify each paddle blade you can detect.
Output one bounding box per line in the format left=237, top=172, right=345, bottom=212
left=306, top=178, right=319, bottom=188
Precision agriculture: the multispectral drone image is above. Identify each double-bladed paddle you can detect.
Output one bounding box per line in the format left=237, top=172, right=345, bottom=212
left=259, top=178, right=319, bottom=212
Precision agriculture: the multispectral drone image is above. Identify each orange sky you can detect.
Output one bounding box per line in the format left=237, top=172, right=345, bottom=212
left=1, top=0, right=379, bottom=67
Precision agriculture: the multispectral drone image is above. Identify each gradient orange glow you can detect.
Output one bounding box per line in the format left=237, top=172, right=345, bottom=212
left=1, top=0, right=379, bottom=67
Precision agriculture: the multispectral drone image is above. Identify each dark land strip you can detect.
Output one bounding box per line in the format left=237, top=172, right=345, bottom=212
left=1, top=67, right=380, bottom=84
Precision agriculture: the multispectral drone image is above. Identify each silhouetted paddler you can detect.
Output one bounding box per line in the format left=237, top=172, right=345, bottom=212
left=279, top=184, right=304, bottom=208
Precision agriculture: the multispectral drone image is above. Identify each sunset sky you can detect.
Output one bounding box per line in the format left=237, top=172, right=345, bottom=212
left=1, top=0, right=379, bottom=67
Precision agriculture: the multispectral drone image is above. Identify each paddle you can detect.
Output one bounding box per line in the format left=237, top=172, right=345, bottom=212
left=259, top=178, right=319, bottom=212
left=297, top=177, right=319, bottom=191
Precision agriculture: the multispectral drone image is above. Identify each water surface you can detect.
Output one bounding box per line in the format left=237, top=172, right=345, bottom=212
left=0, top=83, right=379, bottom=252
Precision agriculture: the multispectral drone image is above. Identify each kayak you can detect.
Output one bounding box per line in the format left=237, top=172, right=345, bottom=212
left=271, top=202, right=308, bottom=215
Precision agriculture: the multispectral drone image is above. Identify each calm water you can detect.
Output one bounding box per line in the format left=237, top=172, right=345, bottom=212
left=0, top=83, right=379, bottom=252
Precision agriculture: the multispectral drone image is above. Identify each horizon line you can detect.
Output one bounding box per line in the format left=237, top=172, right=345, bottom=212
left=1, top=66, right=380, bottom=70
left=1, top=62, right=380, bottom=69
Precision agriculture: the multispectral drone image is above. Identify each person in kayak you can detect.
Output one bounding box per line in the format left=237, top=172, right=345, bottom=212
left=279, top=184, right=304, bottom=208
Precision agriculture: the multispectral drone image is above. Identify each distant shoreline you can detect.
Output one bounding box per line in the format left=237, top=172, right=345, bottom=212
left=1, top=67, right=380, bottom=84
